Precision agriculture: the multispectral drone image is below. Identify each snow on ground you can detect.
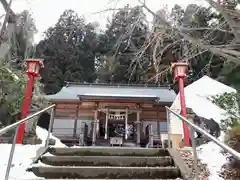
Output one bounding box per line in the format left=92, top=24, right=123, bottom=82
left=170, top=76, right=235, bottom=179
left=0, top=126, right=65, bottom=180
left=36, top=126, right=65, bottom=147
left=197, top=132, right=227, bottom=180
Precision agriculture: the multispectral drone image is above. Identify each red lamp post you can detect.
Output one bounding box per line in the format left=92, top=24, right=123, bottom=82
left=16, top=59, right=43, bottom=144
left=171, top=62, right=191, bottom=147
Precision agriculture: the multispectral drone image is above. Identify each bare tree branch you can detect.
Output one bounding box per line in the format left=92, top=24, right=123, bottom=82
left=179, top=27, right=232, bottom=33
left=139, top=0, right=240, bottom=65
left=0, top=0, right=13, bottom=42
left=204, top=0, right=240, bottom=42
left=138, top=0, right=170, bottom=27
left=91, top=7, right=135, bottom=15
left=0, top=0, right=15, bottom=16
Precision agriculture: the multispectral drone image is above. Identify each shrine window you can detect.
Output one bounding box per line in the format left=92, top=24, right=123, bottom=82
left=159, top=122, right=168, bottom=132
left=143, top=121, right=168, bottom=134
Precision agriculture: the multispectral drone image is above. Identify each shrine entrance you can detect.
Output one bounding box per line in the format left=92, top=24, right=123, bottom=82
left=98, top=120, right=135, bottom=140
left=93, top=108, right=141, bottom=146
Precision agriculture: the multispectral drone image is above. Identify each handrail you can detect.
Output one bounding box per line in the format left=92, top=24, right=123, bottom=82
left=165, top=106, right=240, bottom=180
left=0, top=104, right=55, bottom=136
left=165, top=106, right=240, bottom=161
left=0, top=104, right=56, bottom=180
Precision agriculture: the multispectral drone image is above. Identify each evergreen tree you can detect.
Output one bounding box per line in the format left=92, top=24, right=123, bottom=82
left=36, top=10, right=98, bottom=94
left=0, top=10, right=37, bottom=127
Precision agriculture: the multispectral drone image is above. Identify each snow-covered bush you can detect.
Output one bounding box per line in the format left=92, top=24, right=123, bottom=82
left=212, top=92, right=240, bottom=131
left=225, top=125, right=240, bottom=152
left=212, top=92, right=240, bottom=167
left=224, top=125, right=240, bottom=167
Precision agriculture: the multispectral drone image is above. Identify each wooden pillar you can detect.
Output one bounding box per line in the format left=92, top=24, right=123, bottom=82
left=95, top=103, right=99, bottom=138
left=157, top=108, right=160, bottom=138
left=136, top=110, right=141, bottom=146
left=149, top=124, right=154, bottom=148
left=104, top=109, right=109, bottom=139
left=92, top=110, right=98, bottom=146
left=73, top=105, right=79, bottom=137
left=96, top=119, right=100, bottom=138
left=125, top=108, right=128, bottom=140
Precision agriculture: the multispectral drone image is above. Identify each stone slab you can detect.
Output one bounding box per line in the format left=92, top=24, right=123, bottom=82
left=48, top=147, right=170, bottom=156
left=27, top=179, right=182, bottom=180
left=30, top=166, right=181, bottom=179
left=40, top=155, right=174, bottom=167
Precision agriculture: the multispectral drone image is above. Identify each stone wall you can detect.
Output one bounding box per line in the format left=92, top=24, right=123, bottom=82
left=0, top=136, right=42, bottom=145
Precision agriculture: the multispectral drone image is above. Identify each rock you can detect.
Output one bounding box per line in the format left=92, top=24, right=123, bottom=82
left=46, top=138, right=56, bottom=146
left=221, top=163, right=240, bottom=180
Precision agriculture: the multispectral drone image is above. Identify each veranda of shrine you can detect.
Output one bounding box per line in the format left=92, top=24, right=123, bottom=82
left=46, top=82, right=183, bottom=148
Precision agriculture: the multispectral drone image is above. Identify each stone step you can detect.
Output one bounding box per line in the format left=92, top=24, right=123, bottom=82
left=28, top=179, right=182, bottom=180
left=48, top=147, right=169, bottom=157
left=40, top=155, right=174, bottom=167
left=29, top=166, right=181, bottom=179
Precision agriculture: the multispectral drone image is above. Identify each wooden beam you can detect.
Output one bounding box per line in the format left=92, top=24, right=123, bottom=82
left=141, top=119, right=167, bottom=122
left=98, top=102, right=138, bottom=108
left=55, top=102, right=168, bottom=110
left=55, top=114, right=76, bottom=119
left=73, top=105, right=79, bottom=137
left=141, top=112, right=166, bottom=120
left=56, top=108, right=92, bottom=113
left=56, top=107, right=166, bottom=114
left=55, top=108, right=77, bottom=113
left=98, top=108, right=141, bottom=113
left=56, top=104, right=79, bottom=109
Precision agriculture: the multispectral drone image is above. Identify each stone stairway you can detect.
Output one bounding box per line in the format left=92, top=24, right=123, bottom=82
left=28, top=147, right=189, bottom=179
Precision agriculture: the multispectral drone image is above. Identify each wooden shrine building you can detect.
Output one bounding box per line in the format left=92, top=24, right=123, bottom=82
left=46, top=83, right=177, bottom=147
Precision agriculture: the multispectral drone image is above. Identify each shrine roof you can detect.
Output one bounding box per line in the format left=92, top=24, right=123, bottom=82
left=46, top=83, right=176, bottom=103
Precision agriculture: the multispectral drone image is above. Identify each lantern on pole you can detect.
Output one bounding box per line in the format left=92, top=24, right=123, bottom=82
left=16, top=59, right=43, bottom=144
left=171, top=62, right=191, bottom=147
left=26, top=59, right=42, bottom=76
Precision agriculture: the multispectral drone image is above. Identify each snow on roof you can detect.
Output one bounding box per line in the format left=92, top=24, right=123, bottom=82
left=83, top=93, right=157, bottom=98
left=170, top=76, right=236, bottom=134
left=187, top=94, right=228, bottom=121
left=46, top=84, right=176, bottom=103
left=184, top=75, right=236, bottom=97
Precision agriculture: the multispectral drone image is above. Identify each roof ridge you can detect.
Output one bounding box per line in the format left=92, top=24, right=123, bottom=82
left=64, top=81, right=170, bottom=89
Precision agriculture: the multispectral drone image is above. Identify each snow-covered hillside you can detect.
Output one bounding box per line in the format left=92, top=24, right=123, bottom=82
left=170, top=76, right=236, bottom=179
left=197, top=132, right=227, bottom=180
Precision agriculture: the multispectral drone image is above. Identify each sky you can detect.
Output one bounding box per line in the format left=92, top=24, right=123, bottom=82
left=2, top=0, right=207, bottom=42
